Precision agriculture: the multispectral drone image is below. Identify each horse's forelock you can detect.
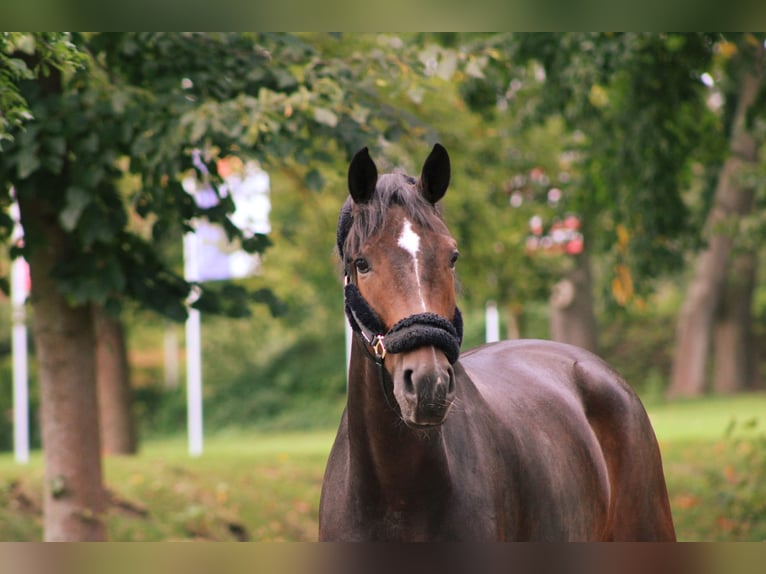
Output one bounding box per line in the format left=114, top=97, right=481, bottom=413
left=340, top=173, right=443, bottom=261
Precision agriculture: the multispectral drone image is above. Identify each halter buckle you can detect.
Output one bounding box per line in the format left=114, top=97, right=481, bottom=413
left=372, top=335, right=387, bottom=360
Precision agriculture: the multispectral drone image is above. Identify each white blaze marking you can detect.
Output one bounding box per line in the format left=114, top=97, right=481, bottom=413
left=398, top=219, right=420, bottom=258
left=398, top=219, right=440, bottom=366
left=398, top=219, right=427, bottom=311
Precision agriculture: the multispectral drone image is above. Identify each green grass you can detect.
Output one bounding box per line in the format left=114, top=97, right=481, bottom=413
left=0, top=430, right=338, bottom=542
left=649, top=392, right=766, bottom=542
left=1, top=393, right=765, bottom=541
left=648, top=393, right=766, bottom=442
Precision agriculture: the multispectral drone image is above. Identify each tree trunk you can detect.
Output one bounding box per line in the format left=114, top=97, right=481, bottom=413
left=506, top=304, right=522, bottom=339
left=95, top=306, right=137, bottom=455
left=13, top=53, right=107, bottom=541
left=164, top=321, right=180, bottom=390
left=17, top=196, right=107, bottom=541
left=668, top=57, right=763, bottom=398
left=667, top=232, right=733, bottom=398
left=549, top=251, right=598, bottom=353
left=713, top=248, right=757, bottom=393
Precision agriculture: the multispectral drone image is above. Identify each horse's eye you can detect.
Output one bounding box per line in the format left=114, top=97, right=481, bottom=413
left=354, top=257, right=371, bottom=274
left=449, top=250, right=460, bottom=269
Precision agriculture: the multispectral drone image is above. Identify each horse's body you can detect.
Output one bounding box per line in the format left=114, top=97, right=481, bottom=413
left=319, top=145, right=675, bottom=541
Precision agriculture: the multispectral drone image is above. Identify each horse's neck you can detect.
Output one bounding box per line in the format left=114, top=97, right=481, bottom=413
left=347, top=339, right=451, bottom=499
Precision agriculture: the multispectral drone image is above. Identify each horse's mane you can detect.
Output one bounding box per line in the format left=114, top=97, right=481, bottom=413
left=337, top=172, right=444, bottom=263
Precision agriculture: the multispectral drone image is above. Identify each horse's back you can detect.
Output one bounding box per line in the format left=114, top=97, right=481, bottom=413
left=457, top=339, right=676, bottom=541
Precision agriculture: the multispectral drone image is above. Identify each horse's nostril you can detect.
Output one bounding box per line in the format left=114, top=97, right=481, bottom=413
left=403, top=369, right=415, bottom=395
left=447, top=366, right=455, bottom=395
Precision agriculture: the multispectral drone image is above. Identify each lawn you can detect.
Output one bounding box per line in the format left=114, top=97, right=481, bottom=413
left=1, top=393, right=765, bottom=541
left=0, top=430, right=338, bottom=541
left=648, top=393, right=766, bottom=541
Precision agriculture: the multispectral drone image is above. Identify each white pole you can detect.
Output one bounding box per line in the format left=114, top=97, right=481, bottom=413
left=185, top=308, right=203, bottom=457
left=10, top=198, right=29, bottom=465
left=11, top=255, right=29, bottom=464
left=485, top=300, right=500, bottom=343
left=183, top=230, right=203, bottom=457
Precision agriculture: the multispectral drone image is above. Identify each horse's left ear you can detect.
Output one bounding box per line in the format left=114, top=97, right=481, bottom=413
left=419, top=143, right=450, bottom=204
left=348, top=147, right=378, bottom=204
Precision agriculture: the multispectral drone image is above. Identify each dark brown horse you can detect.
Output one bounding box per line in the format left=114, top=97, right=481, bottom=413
left=319, top=144, right=676, bottom=541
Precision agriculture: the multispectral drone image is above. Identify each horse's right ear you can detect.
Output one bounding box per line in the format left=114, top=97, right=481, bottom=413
left=348, top=147, right=378, bottom=204
left=419, top=143, right=450, bottom=204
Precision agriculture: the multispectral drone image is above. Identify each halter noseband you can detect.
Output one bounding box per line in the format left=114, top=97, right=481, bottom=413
left=344, top=281, right=463, bottom=366
left=339, top=203, right=463, bottom=367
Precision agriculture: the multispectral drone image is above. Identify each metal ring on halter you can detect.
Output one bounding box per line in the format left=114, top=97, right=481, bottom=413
left=372, top=335, right=387, bottom=361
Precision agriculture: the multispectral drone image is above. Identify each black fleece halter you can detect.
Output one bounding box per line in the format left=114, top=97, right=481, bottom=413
left=338, top=202, right=463, bottom=367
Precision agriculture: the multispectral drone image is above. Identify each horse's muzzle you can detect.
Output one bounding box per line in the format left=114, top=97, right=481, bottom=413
left=394, top=350, right=456, bottom=427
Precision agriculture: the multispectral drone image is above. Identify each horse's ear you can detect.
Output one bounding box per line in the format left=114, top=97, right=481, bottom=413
left=419, top=143, right=450, bottom=204
left=348, top=147, right=378, bottom=204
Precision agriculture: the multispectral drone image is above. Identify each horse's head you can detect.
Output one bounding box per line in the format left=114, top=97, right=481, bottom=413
left=339, top=144, right=462, bottom=428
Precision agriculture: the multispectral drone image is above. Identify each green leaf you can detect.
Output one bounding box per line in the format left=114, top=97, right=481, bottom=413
left=241, top=233, right=272, bottom=254
left=251, top=287, right=287, bottom=317
left=102, top=257, right=126, bottom=293
left=435, top=50, right=458, bottom=80
left=44, top=135, right=66, bottom=157
left=313, top=107, right=338, bottom=127
left=80, top=132, right=99, bottom=154
left=16, top=147, right=41, bottom=179
left=0, top=211, right=14, bottom=239
left=12, top=34, right=37, bottom=55
left=110, top=90, right=131, bottom=114
left=59, top=186, right=91, bottom=231
left=41, top=135, right=66, bottom=173
left=305, top=168, right=324, bottom=191
left=189, top=114, right=208, bottom=144
left=6, top=57, right=32, bottom=78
